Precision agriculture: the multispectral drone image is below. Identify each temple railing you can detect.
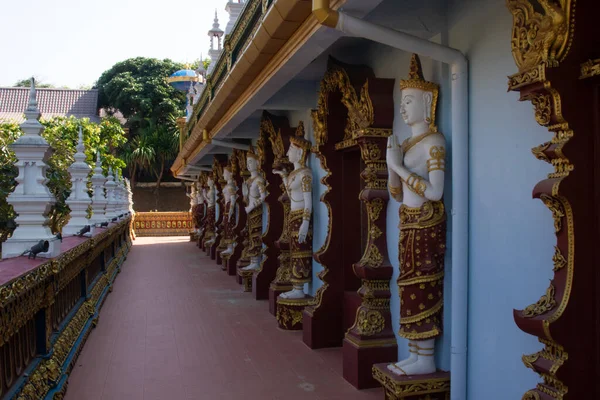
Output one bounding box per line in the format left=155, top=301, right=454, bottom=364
left=0, top=217, right=132, bottom=399
left=133, top=211, right=193, bottom=237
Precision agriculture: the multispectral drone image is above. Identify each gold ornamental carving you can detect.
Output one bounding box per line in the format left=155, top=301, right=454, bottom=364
left=506, top=1, right=577, bottom=398
left=359, top=244, right=384, bottom=269
left=540, top=194, right=564, bottom=233
left=506, top=0, right=575, bottom=72
left=359, top=142, right=382, bottom=162
left=367, top=198, right=385, bottom=222
left=530, top=94, right=552, bottom=126
left=353, top=309, right=385, bottom=336
left=522, top=283, right=557, bottom=317
left=276, top=306, right=303, bottom=328
left=552, top=246, right=566, bottom=271
left=312, top=67, right=375, bottom=146
left=580, top=59, right=600, bottom=79
left=372, top=366, right=451, bottom=398
left=531, top=142, right=551, bottom=163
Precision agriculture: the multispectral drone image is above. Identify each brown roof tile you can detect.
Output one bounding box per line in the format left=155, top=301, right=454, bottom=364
left=0, top=87, right=100, bottom=123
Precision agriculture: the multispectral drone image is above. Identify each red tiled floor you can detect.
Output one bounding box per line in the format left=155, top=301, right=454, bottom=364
left=65, top=237, right=383, bottom=400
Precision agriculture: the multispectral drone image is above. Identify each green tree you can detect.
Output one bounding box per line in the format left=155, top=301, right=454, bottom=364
left=96, top=57, right=186, bottom=126
left=0, top=123, right=21, bottom=244
left=13, top=78, right=55, bottom=88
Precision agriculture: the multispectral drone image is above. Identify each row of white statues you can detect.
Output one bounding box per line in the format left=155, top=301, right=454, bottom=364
left=188, top=54, right=446, bottom=377
left=2, top=80, right=133, bottom=260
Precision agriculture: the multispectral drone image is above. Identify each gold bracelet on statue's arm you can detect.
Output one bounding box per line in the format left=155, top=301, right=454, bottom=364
left=404, top=173, right=427, bottom=196
left=389, top=185, right=402, bottom=197
left=302, top=209, right=311, bottom=221
left=301, top=174, right=312, bottom=193
left=427, top=146, right=446, bottom=173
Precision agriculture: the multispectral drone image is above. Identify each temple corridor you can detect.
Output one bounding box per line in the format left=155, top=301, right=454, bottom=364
left=63, top=236, right=382, bottom=400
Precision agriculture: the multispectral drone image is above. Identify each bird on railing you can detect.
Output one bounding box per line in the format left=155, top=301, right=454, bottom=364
left=21, top=240, right=49, bottom=259
left=74, top=225, right=91, bottom=237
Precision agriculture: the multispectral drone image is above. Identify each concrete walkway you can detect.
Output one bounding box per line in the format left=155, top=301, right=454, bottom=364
left=64, top=236, right=383, bottom=400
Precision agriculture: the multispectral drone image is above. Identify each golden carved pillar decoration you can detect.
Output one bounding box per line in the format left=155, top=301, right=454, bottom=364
left=344, top=76, right=396, bottom=389
left=503, top=0, right=599, bottom=398
left=304, top=57, right=396, bottom=388
left=251, top=112, right=286, bottom=300
left=265, top=119, right=294, bottom=311
left=210, top=156, right=226, bottom=260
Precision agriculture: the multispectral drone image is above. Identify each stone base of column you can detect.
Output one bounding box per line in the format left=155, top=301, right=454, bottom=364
left=343, top=335, right=397, bottom=389
left=276, top=295, right=311, bottom=331
left=371, top=364, right=450, bottom=399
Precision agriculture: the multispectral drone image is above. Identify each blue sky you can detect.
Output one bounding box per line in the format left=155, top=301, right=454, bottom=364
left=0, top=0, right=229, bottom=88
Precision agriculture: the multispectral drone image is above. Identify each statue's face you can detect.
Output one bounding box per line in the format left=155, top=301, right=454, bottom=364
left=287, top=144, right=302, bottom=163
left=247, top=157, right=257, bottom=172
left=208, top=177, right=214, bottom=186
left=223, top=169, right=232, bottom=181
left=400, top=88, right=432, bottom=127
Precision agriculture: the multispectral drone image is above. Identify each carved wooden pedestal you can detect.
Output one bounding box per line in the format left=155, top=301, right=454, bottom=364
left=269, top=283, right=292, bottom=316
left=372, top=364, right=450, bottom=400
left=276, top=296, right=311, bottom=331
left=238, top=269, right=253, bottom=292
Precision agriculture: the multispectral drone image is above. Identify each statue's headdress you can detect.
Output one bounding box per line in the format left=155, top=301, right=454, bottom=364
left=289, top=121, right=311, bottom=152
left=246, top=144, right=259, bottom=161
left=289, top=121, right=310, bottom=166
left=399, top=54, right=439, bottom=132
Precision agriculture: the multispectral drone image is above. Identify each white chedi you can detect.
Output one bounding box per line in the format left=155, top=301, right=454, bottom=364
left=104, top=167, right=119, bottom=221
left=90, top=153, right=108, bottom=225
left=116, top=173, right=127, bottom=217
left=2, top=79, right=61, bottom=259
left=62, top=127, right=93, bottom=236
left=125, top=178, right=134, bottom=215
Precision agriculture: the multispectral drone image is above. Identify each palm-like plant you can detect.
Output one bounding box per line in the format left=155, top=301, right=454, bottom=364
left=147, top=115, right=179, bottom=192
left=122, top=133, right=156, bottom=189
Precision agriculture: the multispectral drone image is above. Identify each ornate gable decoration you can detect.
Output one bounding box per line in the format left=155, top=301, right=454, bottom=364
left=507, top=0, right=575, bottom=89
left=311, top=61, right=392, bottom=150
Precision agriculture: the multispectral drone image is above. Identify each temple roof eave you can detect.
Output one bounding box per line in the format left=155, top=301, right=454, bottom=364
left=170, top=0, right=384, bottom=179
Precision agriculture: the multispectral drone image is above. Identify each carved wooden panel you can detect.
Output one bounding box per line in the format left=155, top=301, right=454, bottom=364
left=506, top=0, right=600, bottom=398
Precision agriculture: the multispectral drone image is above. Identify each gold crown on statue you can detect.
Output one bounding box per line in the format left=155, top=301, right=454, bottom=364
left=289, top=121, right=311, bottom=152
left=246, top=144, right=259, bottom=160
left=399, top=54, right=439, bottom=132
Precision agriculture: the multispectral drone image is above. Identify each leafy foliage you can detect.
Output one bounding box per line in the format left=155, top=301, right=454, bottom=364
left=0, top=116, right=127, bottom=238
left=97, top=57, right=186, bottom=188
left=96, top=57, right=187, bottom=126
left=13, top=78, right=55, bottom=88
left=0, top=123, right=21, bottom=242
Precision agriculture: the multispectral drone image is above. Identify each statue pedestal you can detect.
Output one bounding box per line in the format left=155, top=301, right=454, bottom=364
left=276, top=295, right=311, bottom=331
left=269, top=282, right=293, bottom=316
left=371, top=364, right=450, bottom=399
left=238, top=269, right=253, bottom=292
left=222, top=253, right=232, bottom=272
left=343, top=336, right=397, bottom=389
